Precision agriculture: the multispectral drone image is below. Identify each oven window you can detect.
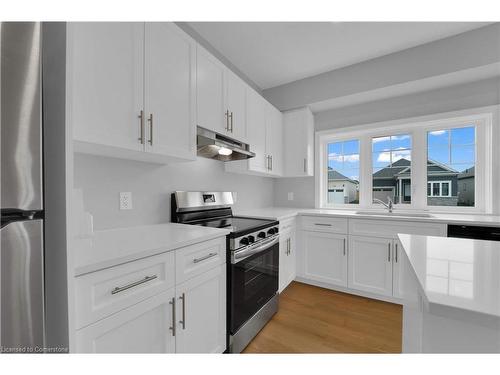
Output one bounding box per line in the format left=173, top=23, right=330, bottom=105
left=230, top=242, right=279, bottom=333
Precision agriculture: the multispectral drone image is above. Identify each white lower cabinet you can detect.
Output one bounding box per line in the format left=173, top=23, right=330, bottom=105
left=348, top=235, right=393, bottom=297
left=174, top=265, right=226, bottom=353
left=392, top=239, right=405, bottom=299
left=279, top=228, right=296, bottom=292
left=75, top=237, right=227, bottom=353
left=76, top=289, right=176, bottom=353
left=302, top=231, right=348, bottom=287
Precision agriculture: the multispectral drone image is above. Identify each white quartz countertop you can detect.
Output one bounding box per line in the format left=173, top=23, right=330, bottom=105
left=235, top=207, right=500, bottom=226
left=74, top=223, right=229, bottom=276
left=398, top=233, right=500, bottom=318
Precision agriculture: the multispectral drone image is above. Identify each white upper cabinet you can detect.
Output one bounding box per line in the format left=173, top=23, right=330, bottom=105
left=266, top=103, right=283, bottom=176
left=224, top=69, right=247, bottom=141
left=225, top=87, right=283, bottom=177
left=196, top=46, right=226, bottom=134
left=282, top=107, right=314, bottom=177
left=144, top=23, right=196, bottom=161
left=69, top=22, right=196, bottom=163
left=68, top=22, right=144, bottom=152
left=245, top=88, right=268, bottom=173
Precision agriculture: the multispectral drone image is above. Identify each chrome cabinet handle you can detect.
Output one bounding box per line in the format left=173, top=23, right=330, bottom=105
left=230, top=111, right=234, bottom=132
left=303, top=158, right=307, bottom=173
left=225, top=110, right=230, bottom=131
left=111, top=275, right=157, bottom=295
left=169, top=297, right=176, bottom=336
left=138, top=110, right=145, bottom=144
left=388, top=243, right=391, bottom=262
left=395, top=243, right=398, bottom=263
left=266, top=155, right=270, bottom=170
left=148, top=113, right=153, bottom=145
left=270, top=155, right=273, bottom=171
left=314, top=223, right=332, bottom=227
left=179, top=293, right=186, bottom=330
left=343, top=238, right=346, bottom=256
left=193, top=252, right=218, bottom=264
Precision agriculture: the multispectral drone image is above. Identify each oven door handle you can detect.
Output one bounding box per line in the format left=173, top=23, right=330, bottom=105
left=232, top=235, right=279, bottom=264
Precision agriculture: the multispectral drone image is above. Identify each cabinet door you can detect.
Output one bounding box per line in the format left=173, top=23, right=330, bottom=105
left=175, top=265, right=226, bottom=353
left=246, top=88, right=268, bottom=173
left=225, top=70, right=247, bottom=141
left=348, top=236, right=393, bottom=297
left=302, top=231, right=348, bottom=287
left=144, top=23, right=196, bottom=160
left=287, top=229, right=297, bottom=286
left=196, top=46, right=226, bottom=134
left=68, top=22, right=144, bottom=151
left=392, top=239, right=405, bottom=299
left=279, top=230, right=291, bottom=292
left=266, top=104, right=283, bottom=176
left=283, top=108, right=314, bottom=177
left=75, top=289, right=176, bottom=353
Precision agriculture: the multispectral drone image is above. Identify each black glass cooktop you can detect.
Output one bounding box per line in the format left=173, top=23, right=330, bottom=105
left=193, top=216, right=277, bottom=237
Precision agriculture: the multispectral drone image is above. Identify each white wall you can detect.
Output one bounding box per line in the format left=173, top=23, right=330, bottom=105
left=74, top=154, right=274, bottom=230
left=274, top=78, right=500, bottom=211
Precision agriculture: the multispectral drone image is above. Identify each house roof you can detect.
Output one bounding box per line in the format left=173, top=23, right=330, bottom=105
left=458, top=166, right=475, bottom=179
left=374, top=158, right=459, bottom=179
left=328, top=169, right=357, bottom=183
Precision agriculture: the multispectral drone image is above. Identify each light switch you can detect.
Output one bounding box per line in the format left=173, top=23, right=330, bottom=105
left=287, top=192, right=294, bottom=201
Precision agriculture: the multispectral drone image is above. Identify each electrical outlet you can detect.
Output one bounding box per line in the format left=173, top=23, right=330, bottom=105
left=287, top=192, right=294, bottom=201
left=119, top=192, right=133, bottom=210
left=232, top=192, right=237, bottom=203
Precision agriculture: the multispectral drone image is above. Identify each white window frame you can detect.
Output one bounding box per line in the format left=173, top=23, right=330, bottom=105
left=427, top=180, right=452, bottom=197
left=316, top=106, right=494, bottom=213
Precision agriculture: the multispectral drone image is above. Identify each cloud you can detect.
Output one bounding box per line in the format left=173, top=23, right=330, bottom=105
left=372, top=136, right=390, bottom=143
left=376, top=152, right=391, bottom=163
left=429, top=130, right=446, bottom=136
left=376, top=150, right=411, bottom=164
left=328, top=153, right=359, bottom=162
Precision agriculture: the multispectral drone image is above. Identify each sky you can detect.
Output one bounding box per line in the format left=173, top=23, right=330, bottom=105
left=327, top=126, right=475, bottom=181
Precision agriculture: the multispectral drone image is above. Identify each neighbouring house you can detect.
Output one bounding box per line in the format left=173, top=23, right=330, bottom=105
left=372, top=158, right=460, bottom=205
left=457, top=166, right=475, bottom=206
left=328, top=169, right=359, bottom=204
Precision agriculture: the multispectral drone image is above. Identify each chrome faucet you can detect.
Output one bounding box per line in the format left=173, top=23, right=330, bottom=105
left=373, top=197, right=394, bottom=213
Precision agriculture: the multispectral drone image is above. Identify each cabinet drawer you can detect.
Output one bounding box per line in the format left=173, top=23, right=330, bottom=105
left=75, top=251, right=175, bottom=329
left=175, top=237, right=226, bottom=284
left=349, top=219, right=446, bottom=238
left=279, top=217, right=296, bottom=232
left=301, top=215, right=348, bottom=234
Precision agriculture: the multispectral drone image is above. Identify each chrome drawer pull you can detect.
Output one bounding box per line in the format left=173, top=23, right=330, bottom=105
left=314, top=223, right=332, bottom=227
left=111, top=275, right=158, bottom=295
left=169, top=297, right=176, bottom=336
left=193, top=252, right=218, bottom=264
left=179, top=293, right=186, bottom=330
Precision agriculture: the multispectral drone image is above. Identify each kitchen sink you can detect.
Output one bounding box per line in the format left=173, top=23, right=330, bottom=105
left=355, top=211, right=434, bottom=218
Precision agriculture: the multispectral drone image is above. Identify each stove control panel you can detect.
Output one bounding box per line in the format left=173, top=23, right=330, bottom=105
left=230, top=224, right=280, bottom=251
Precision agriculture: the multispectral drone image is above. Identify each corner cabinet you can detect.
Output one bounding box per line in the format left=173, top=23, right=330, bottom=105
left=282, top=107, right=314, bottom=177
left=225, top=88, right=283, bottom=177
left=68, top=22, right=196, bottom=164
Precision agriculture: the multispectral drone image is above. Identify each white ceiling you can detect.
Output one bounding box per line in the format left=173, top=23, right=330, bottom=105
left=187, top=22, right=491, bottom=90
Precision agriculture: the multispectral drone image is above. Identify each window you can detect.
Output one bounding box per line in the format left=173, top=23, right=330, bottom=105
left=327, top=139, right=359, bottom=204
left=427, top=126, right=475, bottom=207
left=372, top=134, right=411, bottom=205
left=427, top=181, right=451, bottom=197
left=318, top=110, right=492, bottom=212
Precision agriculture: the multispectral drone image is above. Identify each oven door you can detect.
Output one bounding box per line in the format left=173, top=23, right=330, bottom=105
left=229, top=235, right=279, bottom=334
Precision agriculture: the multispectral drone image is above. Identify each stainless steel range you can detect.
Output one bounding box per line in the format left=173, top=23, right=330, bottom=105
left=171, top=191, right=279, bottom=353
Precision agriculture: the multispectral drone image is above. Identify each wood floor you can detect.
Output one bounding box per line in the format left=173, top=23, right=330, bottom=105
left=243, top=281, right=402, bottom=353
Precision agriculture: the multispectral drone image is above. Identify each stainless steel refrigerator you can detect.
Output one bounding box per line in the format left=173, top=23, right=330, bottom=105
left=1, top=22, right=45, bottom=353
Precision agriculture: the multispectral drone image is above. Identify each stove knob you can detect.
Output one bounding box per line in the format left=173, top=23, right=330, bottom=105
left=257, top=232, right=266, bottom=239
left=248, top=235, right=255, bottom=243
left=239, top=237, right=249, bottom=246
left=267, top=228, right=276, bottom=236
